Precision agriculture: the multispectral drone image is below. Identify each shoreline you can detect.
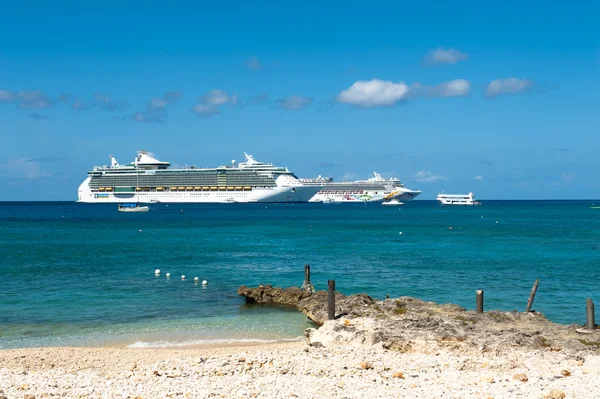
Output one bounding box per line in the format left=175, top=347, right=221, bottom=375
left=1, top=338, right=598, bottom=398
left=2, top=288, right=599, bottom=398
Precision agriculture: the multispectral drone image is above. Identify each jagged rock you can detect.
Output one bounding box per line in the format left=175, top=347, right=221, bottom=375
left=297, top=291, right=375, bottom=326
left=237, top=285, right=311, bottom=306
left=239, top=284, right=600, bottom=355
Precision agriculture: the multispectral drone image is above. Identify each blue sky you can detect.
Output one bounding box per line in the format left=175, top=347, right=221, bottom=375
left=0, top=0, right=598, bottom=200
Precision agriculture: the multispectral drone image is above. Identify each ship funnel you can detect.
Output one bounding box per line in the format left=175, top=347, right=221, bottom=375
left=110, top=154, right=119, bottom=167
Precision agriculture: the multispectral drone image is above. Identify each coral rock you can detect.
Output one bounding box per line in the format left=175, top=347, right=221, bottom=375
left=513, top=373, right=528, bottom=382
left=544, top=389, right=566, bottom=399
left=360, top=362, right=373, bottom=370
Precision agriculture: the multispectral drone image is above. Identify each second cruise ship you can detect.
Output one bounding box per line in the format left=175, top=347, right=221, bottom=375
left=299, top=172, right=421, bottom=203
left=77, top=151, right=321, bottom=203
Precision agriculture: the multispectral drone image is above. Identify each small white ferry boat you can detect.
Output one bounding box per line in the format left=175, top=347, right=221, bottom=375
left=437, top=192, right=481, bottom=206
left=381, top=199, right=405, bottom=206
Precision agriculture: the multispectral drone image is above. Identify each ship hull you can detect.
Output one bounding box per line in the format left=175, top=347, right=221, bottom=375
left=309, top=188, right=421, bottom=203
left=77, top=178, right=319, bottom=203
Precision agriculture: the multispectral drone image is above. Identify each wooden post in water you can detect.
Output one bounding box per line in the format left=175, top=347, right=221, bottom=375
left=327, top=280, right=336, bottom=320
left=304, top=264, right=311, bottom=285
left=525, top=279, right=539, bottom=312
left=587, top=298, right=595, bottom=331
left=476, top=290, right=484, bottom=313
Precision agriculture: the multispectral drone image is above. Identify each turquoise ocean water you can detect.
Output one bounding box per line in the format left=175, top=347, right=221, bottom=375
left=1, top=201, right=599, bottom=349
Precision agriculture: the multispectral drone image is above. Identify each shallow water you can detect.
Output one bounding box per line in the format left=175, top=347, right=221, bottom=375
left=1, top=201, right=599, bottom=349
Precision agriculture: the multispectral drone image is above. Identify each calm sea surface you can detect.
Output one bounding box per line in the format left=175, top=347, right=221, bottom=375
left=1, top=201, right=599, bottom=349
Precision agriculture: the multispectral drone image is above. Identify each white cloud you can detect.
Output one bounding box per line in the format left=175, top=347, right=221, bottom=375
left=337, top=79, right=410, bottom=107
left=433, top=79, right=471, bottom=97
left=424, top=48, right=468, bottom=65
left=277, top=96, right=313, bottom=110
left=192, top=103, right=220, bottom=117
left=191, top=90, right=238, bottom=118
left=485, top=78, right=533, bottom=98
left=413, top=170, right=447, bottom=183
left=337, top=78, right=470, bottom=107
left=473, top=175, right=484, bottom=180
left=202, top=89, right=230, bottom=106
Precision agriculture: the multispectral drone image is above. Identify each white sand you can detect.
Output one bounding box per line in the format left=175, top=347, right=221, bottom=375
left=1, top=341, right=599, bottom=399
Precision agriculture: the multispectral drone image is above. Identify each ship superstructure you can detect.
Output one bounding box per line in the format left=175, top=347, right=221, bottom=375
left=299, top=172, right=421, bottom=203
left=437, top=192, right=481, bottom=205
left=77, top=151, right=321, bottom=203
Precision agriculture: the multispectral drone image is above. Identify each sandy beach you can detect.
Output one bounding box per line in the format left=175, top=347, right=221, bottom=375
left=1, top=337, right=599, bottom=399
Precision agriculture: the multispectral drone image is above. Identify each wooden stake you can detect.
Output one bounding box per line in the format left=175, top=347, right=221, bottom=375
left=587, top=298, right=595, bottom=330
left=327, top=280, right=336, bottom=320
left=476, top=290, right=484, bottom=313
left=525, top=279, right=539, bottom=313
left=304, top=264, right=310, bottom=284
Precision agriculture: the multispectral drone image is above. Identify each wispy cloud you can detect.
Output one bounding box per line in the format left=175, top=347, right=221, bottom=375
left=121, top=91, right=183, bottom=123
left=245, top=56, right=262, bottom=70
left=67, top=97, right=88, bottom=110
left=424, top=48, right=468, bottom=65
left=29, top=112, right=48, bottom=120
left=93, top=92, right=129, bottom=111
left=552, top=172, right=575, bottom=186
left=277, top=96, right=313, bottom=110
left=473, top=175, right=484, bottom=181
left=0, top=158, right=53, bottom=180
left=0, top=90, right=54, bottom=109
left=413, top=170, right=447, bottom=183
left=485, top=78, right=533, bottom=98
left=337, top=78, right=470, bottom=107
left=248, top=93, right=269, bottom=105
left=410, top=79, right=471, bottom=97
left=192, top=103, right=220, bottom=118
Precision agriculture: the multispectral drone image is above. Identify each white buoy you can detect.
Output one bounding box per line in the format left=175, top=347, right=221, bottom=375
left=194, top=277, right=199, bottom=282
left=496, top=221, right=499, bottom=224
left=181, top=275, right=186, bottom=280
left=166, top=273, right=170, bottom=278
left=202, top=280, right=208, bottom=286
left=139, top=229, right=143, bottom=232
left=481, top=216, right=484, bottom=219
left=398, top=232, right=403, bottom=235
left=154, top=269, right=160, bottom=275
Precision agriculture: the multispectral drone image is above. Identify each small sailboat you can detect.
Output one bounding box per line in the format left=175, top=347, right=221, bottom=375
left=118, top=203, right=149, bottom=212
left=118, top=166, right=149, bottom=212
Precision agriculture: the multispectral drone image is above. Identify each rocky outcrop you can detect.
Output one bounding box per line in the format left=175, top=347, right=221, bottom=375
left=237, top=284, right=312, bottom=306
left=297, top=291, right=375, bottom=326
left=306, top=296, right=600, bottom=355
left=239, top=285, right=600, bottom=355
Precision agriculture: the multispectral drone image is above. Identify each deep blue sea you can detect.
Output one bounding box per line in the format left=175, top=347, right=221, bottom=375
left=1, top=201, right=599, bottom=349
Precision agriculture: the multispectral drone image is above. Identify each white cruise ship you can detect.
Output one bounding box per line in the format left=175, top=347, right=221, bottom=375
left=77, top=151, right=321, bottom=203
left=437, top=192, right=481, bottom=205
left=299, top=172, right=421, bottom=203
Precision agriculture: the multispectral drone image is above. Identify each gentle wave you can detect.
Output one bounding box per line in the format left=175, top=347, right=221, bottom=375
left=128, top=336, right=303, bottom=348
